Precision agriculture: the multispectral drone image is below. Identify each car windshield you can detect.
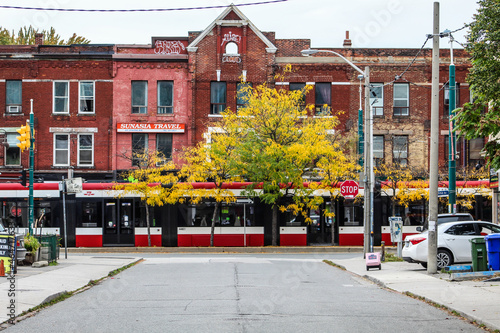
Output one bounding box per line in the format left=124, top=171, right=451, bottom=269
left=438, top=215, right=473, bottom=223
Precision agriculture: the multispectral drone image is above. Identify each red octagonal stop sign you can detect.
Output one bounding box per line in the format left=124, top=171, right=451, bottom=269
left=340, top=180, right=359, bottom=199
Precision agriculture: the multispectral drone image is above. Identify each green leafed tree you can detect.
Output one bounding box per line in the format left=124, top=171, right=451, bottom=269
left=454, top=0, right=500, bottom=170
left=0, top=25, right=90, bottom=45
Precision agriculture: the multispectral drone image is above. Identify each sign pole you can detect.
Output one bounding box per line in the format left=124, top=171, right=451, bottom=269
left=28, top=100, right=34, bottom=236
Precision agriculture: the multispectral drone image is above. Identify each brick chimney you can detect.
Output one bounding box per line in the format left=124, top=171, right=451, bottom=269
left=35, top=33, right=44, bottom=45
left=343, top=31, right=352, bottom=48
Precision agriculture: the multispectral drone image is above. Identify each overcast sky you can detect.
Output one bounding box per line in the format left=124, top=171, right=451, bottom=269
left=0, top=0, right=479, bottom=49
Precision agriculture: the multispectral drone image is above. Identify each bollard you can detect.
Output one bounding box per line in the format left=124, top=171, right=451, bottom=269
left=380, top=241, right=386, bottom=262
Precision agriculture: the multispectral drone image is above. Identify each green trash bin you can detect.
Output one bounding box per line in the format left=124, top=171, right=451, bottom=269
left=470, top=238, right=488, bottom=272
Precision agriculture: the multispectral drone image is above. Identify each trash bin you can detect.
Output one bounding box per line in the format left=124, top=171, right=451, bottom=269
left=470, top=238, right=488, bottom=272
left=485, top=234, right=500, bottom=271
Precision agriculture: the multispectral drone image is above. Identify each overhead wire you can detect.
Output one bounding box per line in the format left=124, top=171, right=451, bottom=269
left=0, top=0, right=288, bottom=12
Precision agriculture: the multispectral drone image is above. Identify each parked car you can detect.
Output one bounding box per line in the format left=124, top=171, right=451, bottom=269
left=0, top=221, right=27, bottom=263
left=418, top=213, right=474, bottom=231
left=402, top=220, right=500, bottom=270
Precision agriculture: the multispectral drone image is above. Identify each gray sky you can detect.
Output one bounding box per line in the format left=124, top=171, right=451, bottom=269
left=0, top=0, right=479, bottom=49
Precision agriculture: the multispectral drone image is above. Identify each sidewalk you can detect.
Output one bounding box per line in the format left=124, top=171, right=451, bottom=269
left=1, top=248, right=499, bottom=331
left=333, top=256, right=500, bottom=331
left=0, top=255, right=141, bottom=326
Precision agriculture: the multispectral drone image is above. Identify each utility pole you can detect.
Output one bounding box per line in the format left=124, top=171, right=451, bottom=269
left=363, top=66, right=373, bottom=255
left=28, top=100, right=34, bottom=236
left=448, top=36, right=457, bottom=214
left=428, top=2, right=440, bottom=274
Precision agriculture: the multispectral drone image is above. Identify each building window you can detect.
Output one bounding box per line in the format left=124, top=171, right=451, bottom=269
left=132, top=81, right=148, bottom=114
left=393, top=136, right=408, bottom=166
left=225, top=42, right=238, bottom=55
left=5, top=133, right=20, bottom=166
left=79, top=81, right=94, bottom=114
left=393, top=83, right=409, bottom=116
left=468, top=138, right=485, bottom=168
left=132, top=133, right=148, bottom=166
left=444, top=83, right=460, bottom=117
left=290, top=83, right=306, bottom=109
left=157, top=133, right=172, bottom=160
left=373, top=135, right=384, bottom=167
left=157, top=81, right=173, bottom=114
left=54, top=134, right=70, bottom=166
left=237, top=82, right=252, bottom=110
left=6, top=80, right=22, bottom=113
left=211, top=82, right=226, bottom=115
left=53, top=81, right=69, bottom=114
left=370, top=83, right=384, bottom=116
left=78, top=134, right=93, bottom=166
left=315, top=83, right=331, bottom=115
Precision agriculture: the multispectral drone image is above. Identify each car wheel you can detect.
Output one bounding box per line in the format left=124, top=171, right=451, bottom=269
left=436, top=249, right=453, bottom=270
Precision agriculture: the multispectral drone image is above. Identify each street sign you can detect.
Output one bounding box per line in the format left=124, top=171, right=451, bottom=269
left=340, top=180, right=359, bottom=199
left=438, top=188, right=449, bottom=197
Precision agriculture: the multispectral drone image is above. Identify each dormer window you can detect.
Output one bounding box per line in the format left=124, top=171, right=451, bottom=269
left=225, top=42, right=239, bottom=55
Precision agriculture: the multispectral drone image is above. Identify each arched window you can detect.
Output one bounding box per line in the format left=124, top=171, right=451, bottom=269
left=225, top=42, right=239, bottom=55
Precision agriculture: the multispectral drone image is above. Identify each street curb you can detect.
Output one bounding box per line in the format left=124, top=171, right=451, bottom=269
left=68, top=246, right=371, bottom=254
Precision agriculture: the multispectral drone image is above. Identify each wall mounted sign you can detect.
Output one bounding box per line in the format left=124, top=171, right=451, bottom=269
left=117, top=123, right=185, bottom=133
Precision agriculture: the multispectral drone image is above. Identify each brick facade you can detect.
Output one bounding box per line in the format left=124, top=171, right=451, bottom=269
left=0, top=4, right=476, bottom=182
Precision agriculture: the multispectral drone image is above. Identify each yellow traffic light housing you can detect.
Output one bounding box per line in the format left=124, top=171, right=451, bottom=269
left=16, top=124, right=31, bottom=151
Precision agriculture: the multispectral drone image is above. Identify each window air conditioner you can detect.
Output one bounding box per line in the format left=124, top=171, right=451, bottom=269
left=7, top=105, right=21, bottom=113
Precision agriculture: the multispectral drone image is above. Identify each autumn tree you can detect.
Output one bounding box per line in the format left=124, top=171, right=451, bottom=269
left=179, top=125, right=240, bottom=247
left=454, top=0, right=500, bottom=170
left=0, top=26, right=90, bottom=45
left=114, top=151, right=182, bottom=247
left=223, top=70, right=357, bottom=246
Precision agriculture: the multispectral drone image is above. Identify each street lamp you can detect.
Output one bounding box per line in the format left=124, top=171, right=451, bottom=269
left=301, top=49, right=373, bottom=254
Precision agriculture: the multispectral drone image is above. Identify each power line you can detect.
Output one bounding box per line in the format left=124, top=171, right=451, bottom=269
left=0, top=0, right=288, bottom=12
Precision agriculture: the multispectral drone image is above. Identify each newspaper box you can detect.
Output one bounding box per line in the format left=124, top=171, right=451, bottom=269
left=366, top=252, right=381, bottom=271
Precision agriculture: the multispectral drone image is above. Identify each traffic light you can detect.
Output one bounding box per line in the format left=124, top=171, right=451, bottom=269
left=19, top=169, right=26, bottom=187
left=16, top=124, right=31, bottom=151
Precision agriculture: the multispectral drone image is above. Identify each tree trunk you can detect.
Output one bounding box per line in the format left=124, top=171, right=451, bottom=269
left=210, top=202, right=219, bottom=247
left=146, top=202, right=151, bottom=247
left=272, top=204, right=278, bottom=246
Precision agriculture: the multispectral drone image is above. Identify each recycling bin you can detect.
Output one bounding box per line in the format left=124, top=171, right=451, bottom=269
left=485, top=234, right=500, bottom=271
left=470, top=238, right=488, bottom=272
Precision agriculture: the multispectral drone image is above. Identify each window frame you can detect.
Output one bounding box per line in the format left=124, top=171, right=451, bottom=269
left=393, top=83, right=409, bottom=116
left=4, top=133, right=21, bottom=166
left=6, top=80, right=22, bottom=114
left=210, top=81, right=227, bottom=115
left=132, top=133, right=148, bottom=166
left=315, top=82, right=331, bottom=115
left=77, top=133, right=94, bottom=167
left=392, top=135, right=408, bottom=166
left=370, top=83, right=384, bottom=116
left=290, top=83, right=306, bottom=109
left=79, top=81, right=95, bottom=114
left=53, top=133, right=70, bottom=166
left=373, top=135, right=384, bottom=167
left=236, top=82, right=252, bottom=110
left=156, top=133, right=173, bottom=161
left=131, top=81, right=148, bottom=114
left=157, top=80, right=174, bottom=114
left=53, top=81, right=70, bottom=114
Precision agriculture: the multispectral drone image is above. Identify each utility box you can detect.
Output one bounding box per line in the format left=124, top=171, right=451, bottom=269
left=470, top=238, right=488, bottom=272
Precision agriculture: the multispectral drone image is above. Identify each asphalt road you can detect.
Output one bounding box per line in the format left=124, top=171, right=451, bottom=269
left=5, top=254, right=482, bottom=333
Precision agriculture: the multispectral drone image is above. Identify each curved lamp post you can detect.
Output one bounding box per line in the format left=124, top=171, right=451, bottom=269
left=301, top=49, right=373, bottom=254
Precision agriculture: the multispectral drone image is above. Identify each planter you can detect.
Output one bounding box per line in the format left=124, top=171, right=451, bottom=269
left=24, top=253, right=35, bottom=265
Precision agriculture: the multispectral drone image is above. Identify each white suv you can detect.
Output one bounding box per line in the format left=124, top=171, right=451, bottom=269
left=402, top=221, right=500, bottom=269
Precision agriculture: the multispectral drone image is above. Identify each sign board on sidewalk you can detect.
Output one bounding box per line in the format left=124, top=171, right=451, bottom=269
left=0, top=234, right=15, bottom=274
left=340, top=180, right=359, bottom=199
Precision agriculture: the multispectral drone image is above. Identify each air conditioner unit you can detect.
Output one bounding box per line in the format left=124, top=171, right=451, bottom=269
left=7, top=105, right=21, bottom=113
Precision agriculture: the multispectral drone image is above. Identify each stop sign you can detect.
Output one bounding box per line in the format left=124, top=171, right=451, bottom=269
left=340, top=180, right=359, bottom=199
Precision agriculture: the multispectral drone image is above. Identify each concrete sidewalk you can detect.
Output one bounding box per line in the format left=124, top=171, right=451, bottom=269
left=333, top=256, right=500, bottom=331
left=0, top=255, right=141, bottom=326
left=1, top=249, right=499, bottom=331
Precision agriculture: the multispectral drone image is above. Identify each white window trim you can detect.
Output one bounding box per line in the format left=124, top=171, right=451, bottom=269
left=132, top=81, right=148, bottom=114
left=78, top=81, right=95, bottom=114
left=371, top=83, right=384, bottom=116
left=53, top=81, right=70, bottom=114
left=4, top=133, right=21, bottom=166
left=77, top=133, right=94, bottom=167
left=393, top=83, right=409, bottom=116
left=53, top=133, right=70, bottom=166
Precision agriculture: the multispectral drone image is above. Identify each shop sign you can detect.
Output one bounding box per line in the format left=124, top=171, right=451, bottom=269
left=117, top=123, right=185, bottom=133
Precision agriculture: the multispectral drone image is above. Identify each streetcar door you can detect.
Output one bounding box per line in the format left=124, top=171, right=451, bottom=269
left=102, top=200, right=134, bottom=246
